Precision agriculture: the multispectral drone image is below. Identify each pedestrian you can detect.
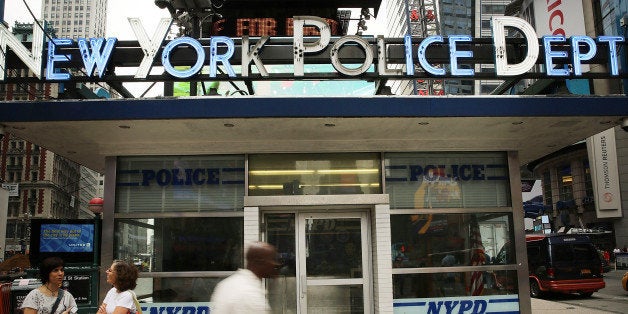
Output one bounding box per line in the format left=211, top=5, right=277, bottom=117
left=210, top=242, right=281, bottom=314
left=97, top=260, right=141, bottom=314
left=21, top=256, right=78, bottom=314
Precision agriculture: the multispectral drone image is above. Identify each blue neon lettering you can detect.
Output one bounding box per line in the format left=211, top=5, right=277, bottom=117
left=77, top=37, right=117, bottom=78
left=46, top=39, right=73, bottom=80
left=162, top=37, right=205, bottom=78
left=209, top=36, right=236, bottom=77
left=597, top=36, right=624, bottom=76
left=543, top=36, right=569, bottom=76
left=449, top=35, right=474, bottom=76
left=404, top=35, right=414, bottom=75
left=418, top=35, right=445, bottom=75
left=570, top=36, right=596, bottom=76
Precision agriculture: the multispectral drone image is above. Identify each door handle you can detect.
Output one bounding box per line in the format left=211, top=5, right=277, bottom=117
left=300, top=275, right=307, bottom=299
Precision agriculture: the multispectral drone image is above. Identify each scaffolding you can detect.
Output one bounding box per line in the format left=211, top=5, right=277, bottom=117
left=407, top=0, right=443, bottom=95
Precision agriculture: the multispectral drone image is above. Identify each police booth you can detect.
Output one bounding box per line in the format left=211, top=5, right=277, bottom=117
left=1, top=1, right=628, bottom=313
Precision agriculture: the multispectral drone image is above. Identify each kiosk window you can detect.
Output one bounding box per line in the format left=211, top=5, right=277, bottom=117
left=116, top=155, right=245, bottom=213
left=114, top=218, right=243, bottom=272
left=385, top=152, right=510, bottom=209
left=390, top=212, right=516, bottom=297
left=391, top=213, right=513, bottom=268
left=248, top=153, right=381, bottom=196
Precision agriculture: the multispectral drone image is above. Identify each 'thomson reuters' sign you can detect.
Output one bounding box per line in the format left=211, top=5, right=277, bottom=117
left=0, top=16, right=624, bottom=82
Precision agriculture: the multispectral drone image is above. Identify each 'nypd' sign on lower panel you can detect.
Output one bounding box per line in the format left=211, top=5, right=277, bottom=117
left=138, top=303, right=210, bottom=314
left=393, top=295, right=519, bottom=314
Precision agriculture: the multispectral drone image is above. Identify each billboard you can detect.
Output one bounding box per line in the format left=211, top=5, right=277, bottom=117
left=586, top=128, right=623, bottom=218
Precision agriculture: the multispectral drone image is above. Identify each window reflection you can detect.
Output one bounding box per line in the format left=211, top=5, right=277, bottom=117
left=393, top=271, right=518, bottom=298
left=115, top=218, right=243, bottom=272
left=391, top=213, right=513, bottom=268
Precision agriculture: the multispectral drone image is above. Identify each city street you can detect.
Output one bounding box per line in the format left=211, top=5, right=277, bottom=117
left=532, top=268, right=628, bottom=313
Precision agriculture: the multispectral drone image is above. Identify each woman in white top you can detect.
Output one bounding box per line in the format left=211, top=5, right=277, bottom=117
left=97, top=260, right=139, bottom=314
left=21, top=256, right=78, bottom=314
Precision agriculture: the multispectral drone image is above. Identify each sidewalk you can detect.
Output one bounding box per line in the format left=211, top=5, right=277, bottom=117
left=531, top=297, right=613, bottom=313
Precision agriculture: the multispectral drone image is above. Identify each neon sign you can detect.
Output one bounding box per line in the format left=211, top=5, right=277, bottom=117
left=0, top=16, right=624, bottom=82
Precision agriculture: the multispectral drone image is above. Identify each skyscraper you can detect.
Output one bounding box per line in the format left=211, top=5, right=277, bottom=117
left=382, top=0, right=512, bottom=95
left=40, top=0, right=107, bottom=39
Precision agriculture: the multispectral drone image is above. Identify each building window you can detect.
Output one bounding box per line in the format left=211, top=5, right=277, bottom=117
left=583, top=160, right=594, bottom=198
left=542, top=171, right=553, bottom=208
left=391, top=212, right=517, bottom=298
left=557, top=165, right=573, bottom=201
left=116, top=155, right=245, bottom=213
left=249, top=153, right=381, bottom=196
left=385, top=152, right=510, bottom=208
left=114, top=155, right=247, bottom=302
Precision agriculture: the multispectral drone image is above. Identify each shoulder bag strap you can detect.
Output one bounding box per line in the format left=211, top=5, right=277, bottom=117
left=50, top=289, right=64, bottom=314
left=131, top=291, right=142, bottom=314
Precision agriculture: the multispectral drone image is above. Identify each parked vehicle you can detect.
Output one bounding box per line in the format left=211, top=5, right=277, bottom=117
left=623, top=272, right=628, bottom=291
left=526, top=234, right=605, bottom=298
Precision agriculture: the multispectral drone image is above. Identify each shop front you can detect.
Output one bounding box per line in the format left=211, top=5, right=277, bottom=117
left=104, top=150, right=526, bottom=313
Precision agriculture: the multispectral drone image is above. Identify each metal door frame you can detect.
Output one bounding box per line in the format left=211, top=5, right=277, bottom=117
left=296, top=211, right=372, bottom=314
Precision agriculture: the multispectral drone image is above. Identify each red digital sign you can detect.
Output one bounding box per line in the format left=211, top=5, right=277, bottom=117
left=214, top=17, right=342, bottom=36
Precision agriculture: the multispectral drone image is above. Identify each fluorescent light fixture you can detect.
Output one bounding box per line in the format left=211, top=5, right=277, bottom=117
left=249, top=185, right=285, bottom=190
left=249, top=183, right=380, bottom=190
left=317, top=169, right=379, bottom=174
left=249, top=170, right=316, bottom=175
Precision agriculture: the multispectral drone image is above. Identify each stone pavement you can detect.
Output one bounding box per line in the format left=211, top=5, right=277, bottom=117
left=531, top=297, right=613, bottom=313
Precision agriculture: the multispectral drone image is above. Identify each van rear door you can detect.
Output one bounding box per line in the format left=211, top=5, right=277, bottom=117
left=551, top=241, right=601, bottom=280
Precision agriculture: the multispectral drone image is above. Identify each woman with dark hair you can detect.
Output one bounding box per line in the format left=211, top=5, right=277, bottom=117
left=21, top=257, right=78, bottom=314
left=97, top=260, right=140, bottom=314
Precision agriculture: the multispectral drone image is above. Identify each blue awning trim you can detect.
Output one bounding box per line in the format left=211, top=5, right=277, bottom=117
left=1, top=96, right=627, bottom=122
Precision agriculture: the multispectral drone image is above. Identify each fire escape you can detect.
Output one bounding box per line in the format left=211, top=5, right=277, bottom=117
left=408, top=0, right=443, bottom=95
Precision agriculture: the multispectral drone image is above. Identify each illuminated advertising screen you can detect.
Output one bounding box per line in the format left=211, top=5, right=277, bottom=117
left=39, top=223, right=95, bottom=253
left=29, top=219, right=98, bottom=266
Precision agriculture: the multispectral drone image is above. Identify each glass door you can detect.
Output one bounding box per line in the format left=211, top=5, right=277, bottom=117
left=299, top=212, right=370, bottom=314
left=265, top=211, right=371, bottom=314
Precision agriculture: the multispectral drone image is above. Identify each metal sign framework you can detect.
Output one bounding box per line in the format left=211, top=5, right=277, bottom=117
left=1, top=16, right=627, bottom=99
